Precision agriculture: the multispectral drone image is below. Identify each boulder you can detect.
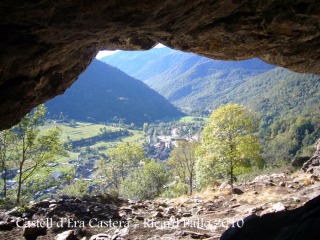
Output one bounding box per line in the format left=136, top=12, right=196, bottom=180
left=221, top=194, right=320, bottom=240
left=32, top=200, right=50, bottom=208
left=77, top=204, right=89, bottom=214
left=182, top=212, right=192, bottom=217
left=89, top=234, right=111, bottom=240
left=23, top=225, right=47, bottom=240
left=0, top=221, right=15, bottom=231
left=55, top=230, right=78, bottom=240
left=292, top=156, right=311, bottom=167
left=221, top=214, right=258, bottom=240
left=152, top=211, right=163, bottom=218
left=164, top=207, right=176, bottom=215
left=279, top=181, right=286, bottom=187
left=272, top=202, right=286, bottom=212
left=6, top=207, right=22, bottom=217
left=232, top=188, right=244, bottom=195
left=302, top=140, right=320, bottom=177
left=180, top=230, right=212, bottom=239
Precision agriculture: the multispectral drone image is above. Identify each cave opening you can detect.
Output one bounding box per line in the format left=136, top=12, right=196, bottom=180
left=1, top=1, right=320, bottom=239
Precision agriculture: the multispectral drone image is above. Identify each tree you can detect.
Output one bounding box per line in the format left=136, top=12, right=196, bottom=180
left=120, top=159, right=169, bottom=200
left=95, top=143, right=145, bottom=194
left=143, top=123, right=149, bottom=134
left=0, top=130, right=15, bottom=197
left=152, top=130, right=158, bottom=143
left=167, top=141, right=199, bottom=195
left=10, top=105, right=66, bottom=203
left=130, top=123, right=136, bottom=129
left=58, top=177, right=91, bottom=198
left=197, top=104, right=262, bottom=189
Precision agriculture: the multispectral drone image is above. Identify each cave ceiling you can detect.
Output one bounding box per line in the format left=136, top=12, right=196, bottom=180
left=0, top=0, right=320, bottom=130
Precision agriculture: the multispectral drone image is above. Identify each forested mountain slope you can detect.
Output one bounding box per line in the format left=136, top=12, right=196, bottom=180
left=101, top=47, right=275, bottom=114
left=102, top=47, right=320, bottom=161
left=46, top=60, right=182, bottom=125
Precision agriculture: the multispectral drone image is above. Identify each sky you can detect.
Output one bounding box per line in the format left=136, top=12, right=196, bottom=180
left=95, top=43, right=165, bottom=59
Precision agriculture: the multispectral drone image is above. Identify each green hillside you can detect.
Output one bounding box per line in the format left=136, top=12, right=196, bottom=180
left=227, top=68, right=320, bottom=161
left=102, top=47, right=320, bottom=161
left=224, top=68, right=320, bottom=119
left=46, top=60, right=182, bottom=125
left=101, top=47, right=173, bottom=80
left=101, top=47, right=275, bottom=114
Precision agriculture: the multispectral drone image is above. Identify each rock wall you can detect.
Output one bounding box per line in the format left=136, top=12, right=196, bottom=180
left=302, top=140, right=320, bottom=177
left=221, top=194, right=320, bottom=240
left=1, top=0, right=320, bottom=129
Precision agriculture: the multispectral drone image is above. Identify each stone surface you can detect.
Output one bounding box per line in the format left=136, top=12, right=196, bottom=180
left=272, top=202, right=286, bottom=212
left=221, top=194, right=320, bottom=240
left=1, top=1, right=320, bottom=130
left=302, top=140, right=320, bottom=177
left=0, top=171, right=320, bottom=240
left=89, top=234, right=110, bottom=240
left=55, top=230, right=77, bottom=240
left=23, top=225, right=47, bottom=240
left=0, top=221, right=14, bottom=231
left=221, top=214, right=258, bottom=240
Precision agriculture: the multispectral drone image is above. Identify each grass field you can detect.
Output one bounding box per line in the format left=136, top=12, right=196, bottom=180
left=89, top=129, right=145, bottom=149
left=177, top=116, right=209, bottom=123
left=41, top=121, right=146, bottom=162
left=7, top=117, right=199, bottom=194
left=43, top=122, right=122, bottom=141
left=38, top=116, right=203, bottom=170
left=31, top=121, right=147, bottom=180
left=40, top=116, right=204, bottom=163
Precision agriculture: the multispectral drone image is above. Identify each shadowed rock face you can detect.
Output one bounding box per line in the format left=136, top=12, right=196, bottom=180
left=221, top=194, right=320, bottom=240
left=302, top=140, right=320, bottom=176
left=1, top=0, right=320, bottom=129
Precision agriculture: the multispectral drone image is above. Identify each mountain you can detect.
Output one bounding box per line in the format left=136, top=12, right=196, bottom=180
left=101, top=47, right=275, bottom=113
left=100, top=47, right=173, bottom=80
left=222, top=67, right=320, bottom=120
left=46, top=60, right=182, bottom=125
left=229, top=68, right=320, bottom=161
left=101, top=47, right=320, bottom=160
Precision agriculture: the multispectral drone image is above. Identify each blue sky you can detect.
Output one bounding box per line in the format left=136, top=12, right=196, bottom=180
left=95, top=43, right=165, bottom=59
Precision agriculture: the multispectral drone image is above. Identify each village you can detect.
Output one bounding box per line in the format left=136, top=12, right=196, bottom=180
left=1, top=120, right=204, bottom=201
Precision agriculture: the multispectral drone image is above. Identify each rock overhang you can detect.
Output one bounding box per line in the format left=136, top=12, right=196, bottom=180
left=1, top=0, right=320, bottom=130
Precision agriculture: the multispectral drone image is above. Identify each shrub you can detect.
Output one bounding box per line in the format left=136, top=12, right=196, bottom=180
left=58, top=178, right=91, bottom=198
